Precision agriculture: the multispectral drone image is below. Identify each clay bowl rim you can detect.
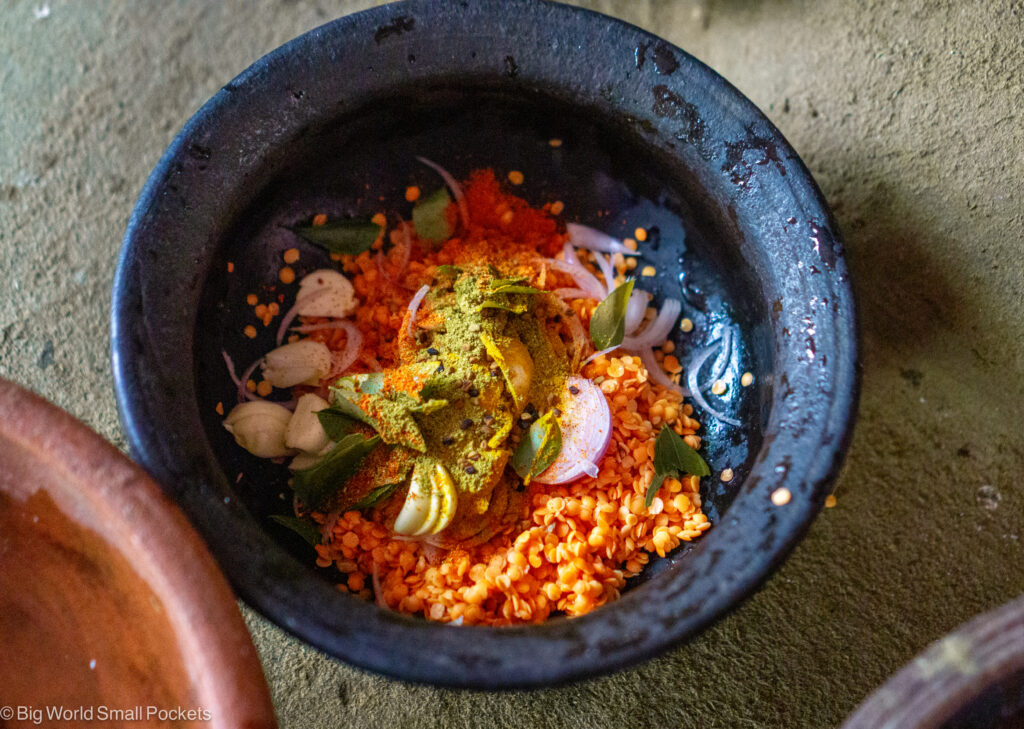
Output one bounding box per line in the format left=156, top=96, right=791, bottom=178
left=842, top=595, right=1024, bottom=729
left=0, top=378, right=276, bottom=728
left=111, top=0, right=860, bottom=688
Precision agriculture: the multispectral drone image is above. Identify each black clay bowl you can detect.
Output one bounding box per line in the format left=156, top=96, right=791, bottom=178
left=112, top=0, right=858, bottom=688
left=842, top=595, right=1024, bottom=729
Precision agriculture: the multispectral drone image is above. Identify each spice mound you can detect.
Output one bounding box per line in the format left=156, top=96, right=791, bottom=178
left=220, top=164, right=724, bottom=625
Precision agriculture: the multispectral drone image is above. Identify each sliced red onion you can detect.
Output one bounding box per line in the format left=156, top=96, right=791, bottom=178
left=562, top=308, right=589, bottom=368
left=552, top=287, right=594, bottom=301
left=398, top=221, right=412, bottom=276
left=623, top=298, right=682, bottom=350
left=276, top=287, right=331, bottom=346
left=223, top=350, right=264, bottom=403
left=624, top=290, right=651, bottom=335
left=582, top=345, right=619, bottom=366
left=702, top=327, right=732, bottom=391
left=534, top=376, right=612, bottom=485
left=686, top=338, right=741, bottom=427
left=372, top=562, right=389, bottom=609
left=374, top=249, right=391, bottom=283
left=567, top=223, right=639, bottom=256
left=547, top=259, right=606, bottom=301
left=222, top=350, right=240, bottom=388
left=320, top=321, right=363, bottom=377
left=592, top=251, right=616, bottom=292
left=415, top=155, right=469, bottom=229
left=406, top=284, right=430, bottom=337
left=639, top=346, right=686, bottom=396
left=320, top=510, right=340, bottom=543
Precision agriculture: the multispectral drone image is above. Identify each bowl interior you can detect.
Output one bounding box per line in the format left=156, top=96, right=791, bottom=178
left=196, top=86, right=770, bottom=573
left=114, top=0, right=857, bottom=688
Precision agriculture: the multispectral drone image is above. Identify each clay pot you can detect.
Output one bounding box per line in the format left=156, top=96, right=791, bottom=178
left=843, top=596, right=1024, bottom=729
left=112, top=0, right=859, bottom=687
left=0, top=379, right=276, bottom=728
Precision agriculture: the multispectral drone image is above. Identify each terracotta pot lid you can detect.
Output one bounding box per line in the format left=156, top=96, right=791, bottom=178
left=0, top=379, right=276, bottom=728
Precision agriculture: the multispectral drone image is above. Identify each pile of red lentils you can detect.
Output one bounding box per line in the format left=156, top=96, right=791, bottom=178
left=232, top=168, right=713, bottom=624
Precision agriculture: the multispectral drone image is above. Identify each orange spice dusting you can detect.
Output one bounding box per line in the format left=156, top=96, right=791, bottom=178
left=292, top=168, right=710, bottom=625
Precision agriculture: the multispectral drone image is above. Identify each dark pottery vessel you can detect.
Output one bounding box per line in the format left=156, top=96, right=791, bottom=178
left=0, top=379, right=276, bottom=728
left=112, top=0, right=858, bottom=687
left=843, top=595, right=1024, bottom=729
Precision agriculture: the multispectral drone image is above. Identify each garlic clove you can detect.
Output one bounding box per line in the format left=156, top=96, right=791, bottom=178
left=284, top=393, right=331, bottom=453
left=428, top=463, right=458, bottom=534
left=393, top=466, right=433, bottom=535
left=296, top=269, right=357, bottom=319
left=262, top=339, right=332, bottom=388
left=223, top=401, right=295, bottom=458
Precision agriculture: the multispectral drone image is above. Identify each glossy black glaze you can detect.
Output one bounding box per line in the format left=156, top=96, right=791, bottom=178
left=112, top=0, right=859, bottom=688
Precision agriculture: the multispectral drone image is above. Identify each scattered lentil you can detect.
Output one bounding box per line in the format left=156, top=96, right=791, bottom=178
left=711, top=380, right=727, bottom=396
left=507, top=170, right=524, bottom=185
left=312, top=213, right=328, bottom=226
left=405, top=185, right=421, bottom=202
left=548, top=138, right=563, bottom=148
left=741, top=372, right=754, bottom=387
left=825, top=494, right=837, bottom=508
left=243, top=325, right=258, bottom=339
left=641, top=265, right=656, bottom=277
left=550, top=200, right=564, bottom=215
left=771, top=487, right=792, bottom=506
left=634, top=227, right=647, bottom=242
left=720, top=468, right=734, bottom=482
left=283, top=248, right=300, bottom=264
left=680, top=318, right=694, bottom=333
left=279, top=266, right=296, bottom=285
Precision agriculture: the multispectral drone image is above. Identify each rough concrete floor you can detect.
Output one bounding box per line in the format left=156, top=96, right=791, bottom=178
left=1, top=1, right=1022, bottom=727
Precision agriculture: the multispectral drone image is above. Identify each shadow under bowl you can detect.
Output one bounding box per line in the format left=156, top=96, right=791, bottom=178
left=112, top=0, right=858, bottom=688
left=0, top=379, right=275, bottom=728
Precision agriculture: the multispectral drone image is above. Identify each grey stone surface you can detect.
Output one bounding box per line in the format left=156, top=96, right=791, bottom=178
left=1, top=1, right=1021, bottom=727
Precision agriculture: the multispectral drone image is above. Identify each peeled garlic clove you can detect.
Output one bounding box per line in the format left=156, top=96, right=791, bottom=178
left=284, top=393, right=331, bottom=453
left=296, top=269, right=357, bottom=319
left=223, top=401, right=294, bottom=458
left=393, top=466, right=433, bottom=536
left=428, top=463, right=458, bottom=534
left=262, top=339, right=332, bottom=388
left=288, top=451, right=322, bottom=471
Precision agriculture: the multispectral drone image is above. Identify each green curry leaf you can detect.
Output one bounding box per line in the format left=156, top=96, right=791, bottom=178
left=291, top=218, right=382, bottom=255
left=435, top=264, right=462, bottom=277
left=347, top=482, right=402, bottom=511
left=511, top=410, right=562, bottom=484
left=413, top=187, right=453, bottom=243
left=476, top=298, right=530, bottom=314
left=645, top=426, right=710, bottom=506
left=316, top=408, right=360, bottom=441
left=269, top=515, right=321, bottom=546
left=589, top=279, right=635, bottom=350
left=292, top=433, right=381, bottom=510
left=490, top=284, right=542, bottom=295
